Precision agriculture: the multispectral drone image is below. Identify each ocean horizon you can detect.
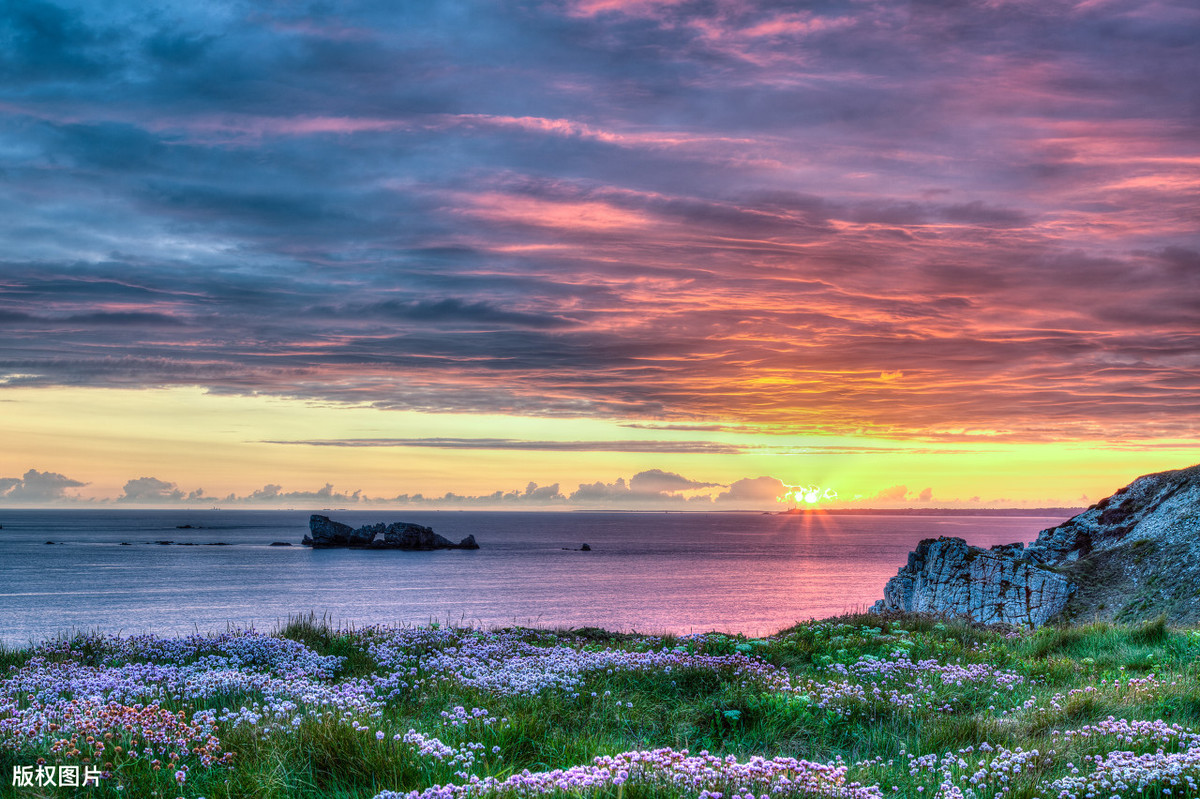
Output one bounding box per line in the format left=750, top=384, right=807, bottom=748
left=0, top=509, right=1072, bottom=646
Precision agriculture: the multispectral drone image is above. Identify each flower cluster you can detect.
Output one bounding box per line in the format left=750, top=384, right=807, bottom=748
left=892, top=716, right=1200, bottom=799
left=3, top=697, right=234, bottom=775
left=1052, top=716, right=1200, bottom=751
left=365, top=627, right=788, bottom=700
left=401, top=728, right=492, bottom=777
left=9, top=620, right=1200, bottom=799
left=375, top=747, right=884, bottom=799
left=1, top=630, right=364, bottom=782
left=904, top=743, right=1054, bottom=798
left=1006, top=673, right=1162, bottom=718
left=5, top=657, right=383, bottom=734
left=29, top=630, right=344, bottom=677
left=830, top=655, right=1025, bottom=690
left=766, top=653, right=1028, bottom=718
left=440, top=706, right=505, bottom=730
left=1045, top=748, right=1200, bottom=798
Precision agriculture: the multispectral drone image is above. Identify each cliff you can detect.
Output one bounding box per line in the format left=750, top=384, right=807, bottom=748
left=873, top=537, right=1073, bottom=626
left=873, top=463, right=1200, bottom=626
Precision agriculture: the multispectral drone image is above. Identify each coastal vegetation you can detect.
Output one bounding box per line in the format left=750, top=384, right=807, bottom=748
left=4, top=614, right=1200, bottom=798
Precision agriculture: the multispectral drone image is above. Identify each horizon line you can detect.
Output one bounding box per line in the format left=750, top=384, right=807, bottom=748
left=0, top=506, right=1089, bottom=514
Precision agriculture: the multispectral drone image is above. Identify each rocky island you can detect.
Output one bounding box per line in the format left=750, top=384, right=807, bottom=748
left=873, top=462, right=1200, bottom=627
left=301, top=514, right=479, bottom=550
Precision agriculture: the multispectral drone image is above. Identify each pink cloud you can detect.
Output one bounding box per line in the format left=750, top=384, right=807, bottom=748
left=153, top=114, right=411, bottom=141
left=451, top=191, right=653, bottom=232
left=566, top=0, right=687, bottom=18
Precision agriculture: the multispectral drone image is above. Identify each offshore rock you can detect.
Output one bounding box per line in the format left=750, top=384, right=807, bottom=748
left=302, top=515, right=479, bottom=550
left=874, top=462, right=1200, bottom=626
left=380, top=521, right=478, bottom=550
left=351, top=523, right=384, bottom=547
left=302, top=515, right=354, bottom=547
left=870, top=537, right=1073, bottom=627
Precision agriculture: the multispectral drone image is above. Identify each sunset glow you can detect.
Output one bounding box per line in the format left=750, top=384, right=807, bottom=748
left=0, top=0, right=1196, bottom=508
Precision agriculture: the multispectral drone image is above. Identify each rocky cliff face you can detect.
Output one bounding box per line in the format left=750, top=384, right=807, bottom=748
left=874, top=537, right=1073, bottom=626
left=302, top=515, right=480, bottom=550
left=874, top=463, right=1200, bottom=626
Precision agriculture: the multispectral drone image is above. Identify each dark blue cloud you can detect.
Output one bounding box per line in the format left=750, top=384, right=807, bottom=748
left=0, top=0, right=111, bottom=82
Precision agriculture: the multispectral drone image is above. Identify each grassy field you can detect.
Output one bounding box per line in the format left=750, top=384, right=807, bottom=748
left=3, top=613, right=1200, bottom=798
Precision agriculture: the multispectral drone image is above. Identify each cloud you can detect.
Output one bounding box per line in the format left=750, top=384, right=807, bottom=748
left=567, top=469, right=723, bottom=505
left=569, top=477, right=636, bottom=504
left=336, top=298, right=580, bottom=330
left=938, top=201, right=1032, bottom=229
left=118, top=476, right=185, bottom=503
left=242, top=483, right=363, bottom=505
left=398, top=482, right=568, bottom=507
left=715, top=476, right=788, bottom=505
left=0, top=0, right=1196, bottom=445
left=57, top=473, right=573, bottom=508
left=628, top=469, right=720, bottom=492
left=0, top=469, right=86, bottom=503
left=569, top=477, right=677, bottom=505
left=261, top=438, right=746, bottom=454
left=518, top=482, right=564, bottom=502
left=873, top=485, right=909, bottom=502
left=620, top=423, right=737, bottom=432
left=0, top=464, right=1083, bottom=509
left=0, top=0, right=110, bottom=82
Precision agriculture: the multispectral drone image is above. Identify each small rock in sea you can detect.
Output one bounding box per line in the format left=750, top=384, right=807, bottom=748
left=269, top=541, right=292, bottom=546
left=175, top=524, right=197, bottom=529
left=580, top=543, right=591, bottom=551
left=155, top=540, right=174, bottom=545
left=120, top=542, right=131, bottom=546
left=303, top=514, right=480, bottom=550
left=204, top=542, right=230, bottom=546
left=44, top=540, right=55, bottom=545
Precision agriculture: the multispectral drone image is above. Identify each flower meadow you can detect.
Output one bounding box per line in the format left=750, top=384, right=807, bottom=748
left=4, top=615, right=1200, bottom=798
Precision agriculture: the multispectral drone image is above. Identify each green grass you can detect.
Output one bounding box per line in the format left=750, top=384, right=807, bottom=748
left=5, top=615, right=1200, bottom=798
left=276, top=612, right=379, bottom=678
left=0, top=641, right=28, bottom=672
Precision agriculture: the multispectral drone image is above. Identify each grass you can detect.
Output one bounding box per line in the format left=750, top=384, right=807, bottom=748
left=276, top=612, right=378, bottom=678
left=4, top=614, right=1200, bottom=798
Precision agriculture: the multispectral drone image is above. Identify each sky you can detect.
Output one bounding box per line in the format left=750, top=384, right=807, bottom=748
left=0, top=0, right=1198, bottom=509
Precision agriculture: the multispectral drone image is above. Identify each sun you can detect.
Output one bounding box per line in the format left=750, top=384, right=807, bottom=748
left=779, top=485, right=838, bottom=506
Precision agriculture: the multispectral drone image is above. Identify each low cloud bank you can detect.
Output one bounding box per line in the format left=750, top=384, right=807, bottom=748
left=0, top=467, right=1059, bottom=510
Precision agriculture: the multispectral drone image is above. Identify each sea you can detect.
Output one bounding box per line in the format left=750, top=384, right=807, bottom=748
left=0, top=510, right=1070, bottom=646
